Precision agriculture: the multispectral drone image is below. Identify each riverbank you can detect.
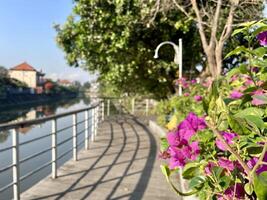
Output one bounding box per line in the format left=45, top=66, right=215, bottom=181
left=0, top=93, right=78, bottom=110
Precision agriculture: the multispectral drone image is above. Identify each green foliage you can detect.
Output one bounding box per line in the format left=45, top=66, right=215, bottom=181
left=158, top=20, right=267, bottom=199
left=56, top=1, right=203, bottom=98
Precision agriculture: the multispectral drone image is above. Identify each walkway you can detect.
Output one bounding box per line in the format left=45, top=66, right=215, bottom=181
left=21, top=115, right=178, bottom=200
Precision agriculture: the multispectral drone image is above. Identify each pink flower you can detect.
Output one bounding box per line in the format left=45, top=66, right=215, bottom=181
left=184, top=92, right=190, bottom=97
left=230, top=75, right=238, bottom=82
left=251, top=94, right=267, bottom=106
left=257, top=31, right=267, bottom=46
left=230, top=90, right=243, bottom=99
left=189, top=141, right=200, bottom=160
left=247, top=152, right=267, bottom=175
left=194, top=95, right=202, bottom=102
left=238, top=86, right=247, bottom=92
left=191, top=79, right=197, bottom=84
left=178, top=113, right=206, bottom=141
left=205, top=162, right=216, bottom=175
left=245, top=78, right=254, bottom=86
left=218, top=183, right=245, bottom=200
left=168, top=147, right=186, bottom=169
left=251, top=89, right=264, bottom=95
left=215, top=132, right=237, bottom=151
left=177, top=78, right=189, bottom=88
left=218, top=158, right=234, bottom=171
left=167, top=132, right=188, bottom=148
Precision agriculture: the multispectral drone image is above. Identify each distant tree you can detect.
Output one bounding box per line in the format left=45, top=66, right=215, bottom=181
left=0, top=66, right=8, bottom=78
left=83, top=81, right=91, bottom=89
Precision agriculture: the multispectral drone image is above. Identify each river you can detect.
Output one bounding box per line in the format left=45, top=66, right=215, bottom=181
left=0, top=96, right=93, bottom=200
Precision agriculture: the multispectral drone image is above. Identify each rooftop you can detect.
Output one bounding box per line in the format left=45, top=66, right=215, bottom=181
left=10, top=62, right=36, bottom=72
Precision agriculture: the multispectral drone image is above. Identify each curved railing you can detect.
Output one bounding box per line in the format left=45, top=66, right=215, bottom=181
left=0, top=101, right=104, bottom=200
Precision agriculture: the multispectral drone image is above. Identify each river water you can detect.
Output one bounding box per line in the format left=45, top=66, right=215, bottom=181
left=0, top=97, right=93, bottom=200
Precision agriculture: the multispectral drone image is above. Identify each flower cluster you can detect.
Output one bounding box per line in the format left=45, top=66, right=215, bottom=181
left=163, top=113, right=206, bottom=169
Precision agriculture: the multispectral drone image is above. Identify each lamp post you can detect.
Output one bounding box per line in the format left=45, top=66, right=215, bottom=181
left=154, top=39, right=183, bottom=96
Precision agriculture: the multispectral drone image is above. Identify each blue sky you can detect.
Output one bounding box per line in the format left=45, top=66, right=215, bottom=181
left=0, top=0, right=95, bottom=83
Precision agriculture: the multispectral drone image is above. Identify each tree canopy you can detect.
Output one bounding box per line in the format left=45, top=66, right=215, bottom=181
left=56, top=0, right=264, bottom=98
left=56, top=0, right=203, bottom=98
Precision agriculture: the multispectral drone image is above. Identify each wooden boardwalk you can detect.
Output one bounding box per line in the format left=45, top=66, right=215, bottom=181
left=21, top=115, right=178, bottom=200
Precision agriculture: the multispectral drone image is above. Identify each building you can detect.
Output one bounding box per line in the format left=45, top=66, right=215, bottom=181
left=9, top=62, right=45, bottom=92
left=58, top=79, right=72, bottom=87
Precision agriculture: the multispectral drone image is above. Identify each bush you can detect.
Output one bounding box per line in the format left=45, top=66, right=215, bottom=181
left=158, top=20, right=267, bottom=200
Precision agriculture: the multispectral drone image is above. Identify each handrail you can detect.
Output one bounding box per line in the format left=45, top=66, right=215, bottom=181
left=0, top=100, right=104, bottom=200
left=0, top=102, right=100, bottom=131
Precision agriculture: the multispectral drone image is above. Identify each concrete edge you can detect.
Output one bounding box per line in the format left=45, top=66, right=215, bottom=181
left=148, top=119, right=199, bottom=200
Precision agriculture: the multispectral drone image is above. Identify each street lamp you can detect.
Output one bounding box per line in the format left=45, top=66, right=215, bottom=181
left=154, top=39, right=183, bottom=96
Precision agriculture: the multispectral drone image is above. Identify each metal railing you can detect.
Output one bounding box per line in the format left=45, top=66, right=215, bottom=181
left=0, top=101, right=104, bottom=200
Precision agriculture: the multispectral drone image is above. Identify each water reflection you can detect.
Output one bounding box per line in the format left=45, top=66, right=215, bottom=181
left=0, top=96, right=90, bottom=136
left=0, top=130, right=10, bottom=143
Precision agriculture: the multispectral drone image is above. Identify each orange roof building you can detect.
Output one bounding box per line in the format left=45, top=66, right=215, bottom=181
left=9, top=62, right=45, bottom=89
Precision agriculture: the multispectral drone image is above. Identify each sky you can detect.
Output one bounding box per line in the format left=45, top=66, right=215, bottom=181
left=0, top=0, right=96, bottom=83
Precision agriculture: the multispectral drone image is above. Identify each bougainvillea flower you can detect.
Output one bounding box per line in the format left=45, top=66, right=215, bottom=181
left=194, top=95, right=203, bottom=102
left=215, top=132, right=237, bottom=151
left=257, top=31, right=267, bottom=46
left=178, top=113, right=206, bottom=141
left=247, top=152, right=267, bottom=175
left=252, top=89, right=264, bottom=95
left=204, top=162, right=216, bottom=175
left=238, top=86, right=247, bottom=92
left=251, top=95, right=267, bottom=106
left=191, top=79, right=197, bottom=84
left=230, top=74, right=238, bottom=82
left=218, top=157, right=234, bottom=171
left=167, top=131, right=188, bottom=148
left=168, top=147, right=186, bottom=169
left=177, top=77, right=189, bottom=88
left=184, top=92, right=190, bottom=97
left=185, top=112, right=207, bottom=131
left=189, top=141, right=200, bottom=160
left=252, top=67, right=259, bottom=73
left=247, top=157, right=259, bottom=169
left=230, top=90, right=243, bottom=99
left=218, top=183, right=245, bottom=200
left=245, top=79, right=254, bottom=86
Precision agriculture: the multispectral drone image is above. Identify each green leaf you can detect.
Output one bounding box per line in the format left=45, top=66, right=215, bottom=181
left=226, top=68, right=240, bottom=81
left=243, top=115, right=265, bottom=130
left=224, top=46, right=247, bottom=59
left=252, top=25, right=267, bottom=37
left=245, top=182, right=254, bottom=195
left=219, top=176, right=231, bottom=189
left=182, top=162, right=201, bottom=179
left=189, top=176, right=205, bottom=190
left=246, top=145, right=263, bottom=156
left=234, top=107, right=264, bottom=118
left=160, top=165, right=171, bottom=180
left=252, top=47, right=267, bottom=57
left=254, top=172, right=267, bottom=200
left=211, top=166, right=224, bottom=179
left=160, top=138, right=169, bottom=151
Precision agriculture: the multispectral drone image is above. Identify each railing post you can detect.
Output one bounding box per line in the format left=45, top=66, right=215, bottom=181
left=91, top=108, right=95, bottom=142
left=101, top=101, right=105, bottom=121
left=107, top=99, right=110, bottom=116
left=94, top=106, right=98, bottom=137
left=12, top=129, right=20, bottom=200
left=132, top=98, right=135, bottom=114
left=85, top=110, right=89, bottom=150
left=72, top=113, right=77, bottom=161
left=119, top=99, right=122, bottom=115
left=52, top=119, right=57, bottom=179
left=145, top=99, right=149, bottom=116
